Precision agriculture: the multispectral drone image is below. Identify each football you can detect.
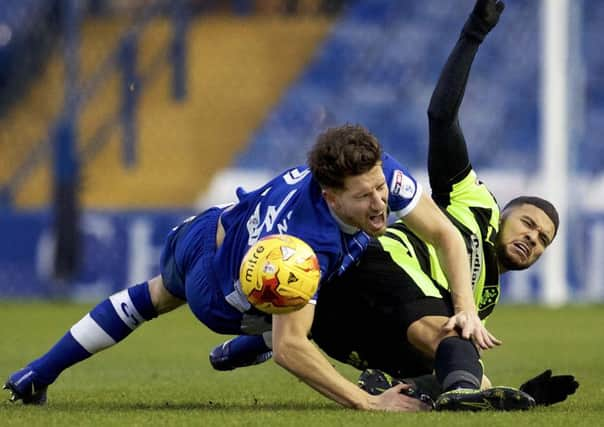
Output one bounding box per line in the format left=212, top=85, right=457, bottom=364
left=239, top=234, right=321, bottom=314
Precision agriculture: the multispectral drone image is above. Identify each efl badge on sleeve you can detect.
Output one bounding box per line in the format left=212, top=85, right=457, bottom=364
left=391, top=170, right=416, bottom=199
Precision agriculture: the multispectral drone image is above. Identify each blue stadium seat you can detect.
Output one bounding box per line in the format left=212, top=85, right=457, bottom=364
left=237, top=0, right=599, bottom=174
left=581, top=0, right=604, bottom=173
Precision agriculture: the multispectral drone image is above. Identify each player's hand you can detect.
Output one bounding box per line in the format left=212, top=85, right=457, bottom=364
left=372, top=384, right=432, bottom=412
left=443, top=311, right=502, bottom=350
left=472, top=0, right=505, bottom=30
left=519, top=369, right=579, bottom=406
left=463, top=0, right=505, bottom=41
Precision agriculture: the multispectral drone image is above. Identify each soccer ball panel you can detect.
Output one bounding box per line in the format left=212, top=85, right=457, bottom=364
left=239, top=235, right=320, bottom=314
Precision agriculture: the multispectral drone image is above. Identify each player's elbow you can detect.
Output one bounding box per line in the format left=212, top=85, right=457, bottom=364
left=441, top=225, right=465, bottom=250
left=273, top=352, right=287, bottom=368
left=427, top=106, right=455, bottom=128
left=429, top=222, right=465, bottom=256
left=272, top=336, right=302, bottom=368
left=427, top=106, right=440, bottom=122
left=272, top=337, right=293, bottom=367
left=424, top=216, right=458, bottom=246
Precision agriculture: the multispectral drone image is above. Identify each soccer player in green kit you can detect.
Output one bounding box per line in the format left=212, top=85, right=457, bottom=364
left=311, top=0, right=577, bottom=411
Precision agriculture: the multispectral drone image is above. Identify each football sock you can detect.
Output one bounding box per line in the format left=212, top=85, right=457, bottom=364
left=28, top=282, right=157, bottom=385
left=434, top=336, right=482, bottom=391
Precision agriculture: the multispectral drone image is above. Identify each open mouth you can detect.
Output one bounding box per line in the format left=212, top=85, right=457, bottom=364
left=368, top=212, right=385, bottom=230
left=512, top=241, right=530, bottom=260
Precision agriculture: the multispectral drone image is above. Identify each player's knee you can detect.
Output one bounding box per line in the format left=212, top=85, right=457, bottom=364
left=407, top=316, right=457, bottom=358
left=148, top=276, right=186, bottom=314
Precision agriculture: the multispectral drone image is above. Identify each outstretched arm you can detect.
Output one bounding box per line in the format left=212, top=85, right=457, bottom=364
left=403, top=194, right=500, bottom=350
left=427, top=0, right=505, bottom=195
left=272, top=304, right=429, bottom=411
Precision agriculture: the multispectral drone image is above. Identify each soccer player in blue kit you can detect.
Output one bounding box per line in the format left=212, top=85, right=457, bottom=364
left=5, top=125, right=497, bottom=411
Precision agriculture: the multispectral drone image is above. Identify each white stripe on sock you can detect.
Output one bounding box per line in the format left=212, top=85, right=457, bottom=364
left=109, top=289, right=145, bottom=330
left=70, top=314, right=116, bottom=353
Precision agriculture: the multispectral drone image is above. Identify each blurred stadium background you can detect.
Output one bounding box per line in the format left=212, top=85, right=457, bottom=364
left=0, top=0, right=602, bottom=304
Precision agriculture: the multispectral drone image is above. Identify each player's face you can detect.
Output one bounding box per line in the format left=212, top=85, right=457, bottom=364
left=496, top=204, right=555, bottom=271
left=323, top=163, right=389, bottom=237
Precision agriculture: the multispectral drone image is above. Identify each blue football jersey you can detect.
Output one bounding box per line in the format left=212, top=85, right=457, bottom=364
left=213, top=152, right=422, bottom=310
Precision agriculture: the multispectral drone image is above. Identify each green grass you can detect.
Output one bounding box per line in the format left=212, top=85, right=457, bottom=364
left=1, top=303, right=603, bottom=425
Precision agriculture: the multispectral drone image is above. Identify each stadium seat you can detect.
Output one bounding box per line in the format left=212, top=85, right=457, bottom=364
left=237, top=0, right=553, bottom=173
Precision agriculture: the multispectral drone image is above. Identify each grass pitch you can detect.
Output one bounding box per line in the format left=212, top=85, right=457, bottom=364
left=1, top=303, right=603, bottom=426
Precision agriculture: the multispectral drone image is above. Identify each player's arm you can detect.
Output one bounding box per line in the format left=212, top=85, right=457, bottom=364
left=271, top=304, right=429, bottom=411
left=402, top=193, right=500, bottom=350
left=427, top=0, right=504, bottom=194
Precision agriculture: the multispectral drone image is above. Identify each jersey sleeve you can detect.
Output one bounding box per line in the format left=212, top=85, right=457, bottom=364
left=382, top=152, right=423, bottom=218
left=449, top=169, right=498, bottom=212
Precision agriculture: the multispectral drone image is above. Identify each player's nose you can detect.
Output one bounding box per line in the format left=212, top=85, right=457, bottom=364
left=524, top=230, right=538, bottom=247
left=370, top=192, right=386, bottom=211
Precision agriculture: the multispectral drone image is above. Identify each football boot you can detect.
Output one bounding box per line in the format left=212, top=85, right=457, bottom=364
left=4, top=367, right=48, bottom=405
left=435, top=386, right=536, bottom=411
left=209, top=338, right=272, bottom=371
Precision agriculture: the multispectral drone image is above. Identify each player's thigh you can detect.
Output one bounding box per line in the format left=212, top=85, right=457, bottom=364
left=148, top=275, right=186, bottom=314
left=407, top=315, right=457, bottom=359
left=312, top=244, right=426, bottom=369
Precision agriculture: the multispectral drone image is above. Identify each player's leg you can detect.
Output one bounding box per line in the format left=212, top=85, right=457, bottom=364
left=407, top=316, right=535, bottom=411
left=408, top=316, right=483, bottom=391
left=354, top=316, right=465, bottom=401
left=4, top=276, right=185, bottom=405
left=3, top=212, right=196, bottom=405
left=432, top=336, right=534, bottom=410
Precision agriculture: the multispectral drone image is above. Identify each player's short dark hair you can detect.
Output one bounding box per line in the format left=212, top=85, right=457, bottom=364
left=502, top=196, right=560, bottom=238
left=307, top=124, right=382, bottom=190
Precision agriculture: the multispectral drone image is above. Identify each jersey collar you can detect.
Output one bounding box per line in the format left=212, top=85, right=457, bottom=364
left=327, top=205, right=360, bottom=235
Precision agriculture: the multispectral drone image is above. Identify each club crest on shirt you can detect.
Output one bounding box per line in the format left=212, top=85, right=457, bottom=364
left=390, top=170, right=416, bottom=199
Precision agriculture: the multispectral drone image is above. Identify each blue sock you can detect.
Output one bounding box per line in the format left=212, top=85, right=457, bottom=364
left=29, top=282, right=157, bottom=385
left=434, top=336, right=482, bottom=391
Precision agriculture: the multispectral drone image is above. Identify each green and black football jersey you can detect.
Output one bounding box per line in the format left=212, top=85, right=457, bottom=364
left=378, top=169, right=501, bottom=320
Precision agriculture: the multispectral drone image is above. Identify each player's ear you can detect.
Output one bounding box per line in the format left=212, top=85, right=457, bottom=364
left=499, top=207, right=510, bottom=226
left=322, top=189, right=337, bottom=209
